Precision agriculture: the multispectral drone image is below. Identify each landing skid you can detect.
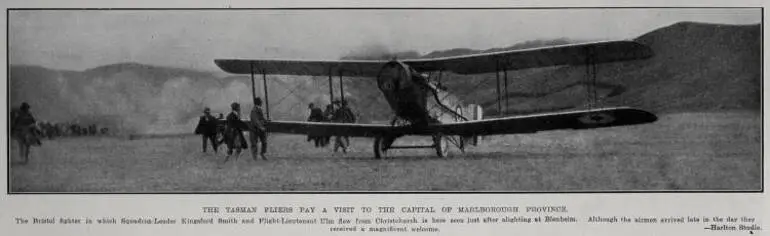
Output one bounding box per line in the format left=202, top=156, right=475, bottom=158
left=373, top=134, right=464, bottom=159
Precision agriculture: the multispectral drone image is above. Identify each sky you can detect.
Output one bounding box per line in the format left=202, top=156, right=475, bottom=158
left=9, top=8, right=761, bottom=72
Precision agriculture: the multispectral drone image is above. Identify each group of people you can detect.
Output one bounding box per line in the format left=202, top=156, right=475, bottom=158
left=307, top=99, right=357, bottom=153
left=196, top=98, right=357, bottom=160
left=195, top=97, right=268, bottom=161
left=38, top=122, right=108, bottom=139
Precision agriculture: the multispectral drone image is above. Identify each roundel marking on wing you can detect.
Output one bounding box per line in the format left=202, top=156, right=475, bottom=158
left=578, top=112, right=616, bottom=125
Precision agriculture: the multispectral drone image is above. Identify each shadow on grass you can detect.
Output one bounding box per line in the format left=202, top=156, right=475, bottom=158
left=240, top=151, right=553, bottom=162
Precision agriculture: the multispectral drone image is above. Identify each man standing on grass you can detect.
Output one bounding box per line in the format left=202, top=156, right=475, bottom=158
left=321, top=103, right=336, bottom=147
left=249, top=97, right=268, bottom=160
left=224, top=102, right=248, bottom=161
left=195, top=107, right=219, bottom=153
left=306, top=103, right=324, bottom=147
left=11, top=102, right=42, bottom=164
left=332, top=100, right=356, bottom=153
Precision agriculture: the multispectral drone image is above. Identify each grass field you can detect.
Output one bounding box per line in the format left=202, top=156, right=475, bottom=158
left=8, top=112, right=761, bottom=192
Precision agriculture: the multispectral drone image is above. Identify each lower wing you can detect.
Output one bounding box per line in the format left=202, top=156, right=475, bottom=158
left=261, top=107, right=656, bottom=137
left=423, top=107, right=657, bottom=136
left=266, top=121, right=390, bottom=137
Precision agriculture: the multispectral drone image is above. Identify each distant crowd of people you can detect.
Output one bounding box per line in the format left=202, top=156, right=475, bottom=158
left=37, top=122, right=109, bottom=139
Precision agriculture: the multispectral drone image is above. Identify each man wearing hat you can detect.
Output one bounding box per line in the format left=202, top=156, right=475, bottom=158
left=11, top=102, right=41, bottom=164
left=249, top=97, right=268, bottom=160
left=195, top=107, right=219, bottom=153
left=332, top=100, right=356, bottom=153
left=306, top=103, right=324, bottom=147
left=224, top=102, right=248, bottom=160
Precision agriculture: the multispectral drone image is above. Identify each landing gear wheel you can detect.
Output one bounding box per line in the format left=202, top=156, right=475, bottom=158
left=373, top=136, right=388, bottom=159
left=433, top=135, right=449, bottom=158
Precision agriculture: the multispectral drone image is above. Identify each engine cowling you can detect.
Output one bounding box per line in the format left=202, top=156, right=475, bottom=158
left=376, top=61, right=411, bottom=93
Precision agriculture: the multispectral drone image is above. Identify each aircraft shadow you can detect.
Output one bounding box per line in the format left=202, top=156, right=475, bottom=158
left=224, top=151, right=554, bottom=163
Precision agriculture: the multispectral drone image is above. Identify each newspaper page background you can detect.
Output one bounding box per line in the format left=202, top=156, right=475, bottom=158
left=1, top=0, right=766, bottom=235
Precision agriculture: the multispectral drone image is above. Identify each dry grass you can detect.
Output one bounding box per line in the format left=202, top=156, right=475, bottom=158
left=9, top=112, right=761, bottom=192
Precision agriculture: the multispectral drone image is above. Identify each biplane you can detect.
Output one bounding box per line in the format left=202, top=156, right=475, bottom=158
left=214, top=40, right=658, bottom=159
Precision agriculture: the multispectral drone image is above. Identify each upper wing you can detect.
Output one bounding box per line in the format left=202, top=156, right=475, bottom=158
left=215, top=41, right=652, bottom=77
left=214, top=59, right=387, bottom=77
left=403, top=40, right=653, bottom=74
left=412, top=107, right=657, bottom=136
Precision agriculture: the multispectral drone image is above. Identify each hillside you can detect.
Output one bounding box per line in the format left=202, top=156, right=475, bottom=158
left=8, top=22, right=761, bottom=134
left=629, top=22, right=761, bottom=113
left=441, top=22, right=761, bottom=116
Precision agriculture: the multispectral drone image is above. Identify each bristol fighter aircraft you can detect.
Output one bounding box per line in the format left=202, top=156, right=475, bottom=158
left=214, top=40, right=657, bottom=159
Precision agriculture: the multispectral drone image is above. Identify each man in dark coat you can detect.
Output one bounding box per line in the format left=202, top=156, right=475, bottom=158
left=224, top=102, right=248, bottom=161
left=320, top=103, right=337, bottom=147
left=332, top=100, right=356, bottom=153
left=306, top=103, right=324, bottom=147
left=195, top=107, right=219, bottom=153
left=11, top=102, right=41, bottom=164
left=249, top=97, right=268, bottom=160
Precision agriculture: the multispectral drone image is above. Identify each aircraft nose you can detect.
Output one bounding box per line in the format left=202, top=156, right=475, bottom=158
left=634, top=109, right=658, bottom=123
left=377, top=62, right=407, bottom=92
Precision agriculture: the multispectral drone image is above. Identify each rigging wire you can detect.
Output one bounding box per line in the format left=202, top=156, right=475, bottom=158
left=272, top=77, right=307, bottom=106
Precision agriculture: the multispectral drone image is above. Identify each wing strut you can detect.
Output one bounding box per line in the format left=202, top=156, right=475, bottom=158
left=250, top=63, right=257, bottom=102
left=327, top=67, right=334, bottom=103
left=492, top=61, right=511, bottom=116
left=495, top=63, right=502, bottom=116
left=339, top=70, right=345, bottom=103
left=503, top=67, right=509, bottom=116
left=584, top=47, right=598, bottom=110
left=248, top=63, right=271, bottom=119
left=262, top=69, right=270, bottom=120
